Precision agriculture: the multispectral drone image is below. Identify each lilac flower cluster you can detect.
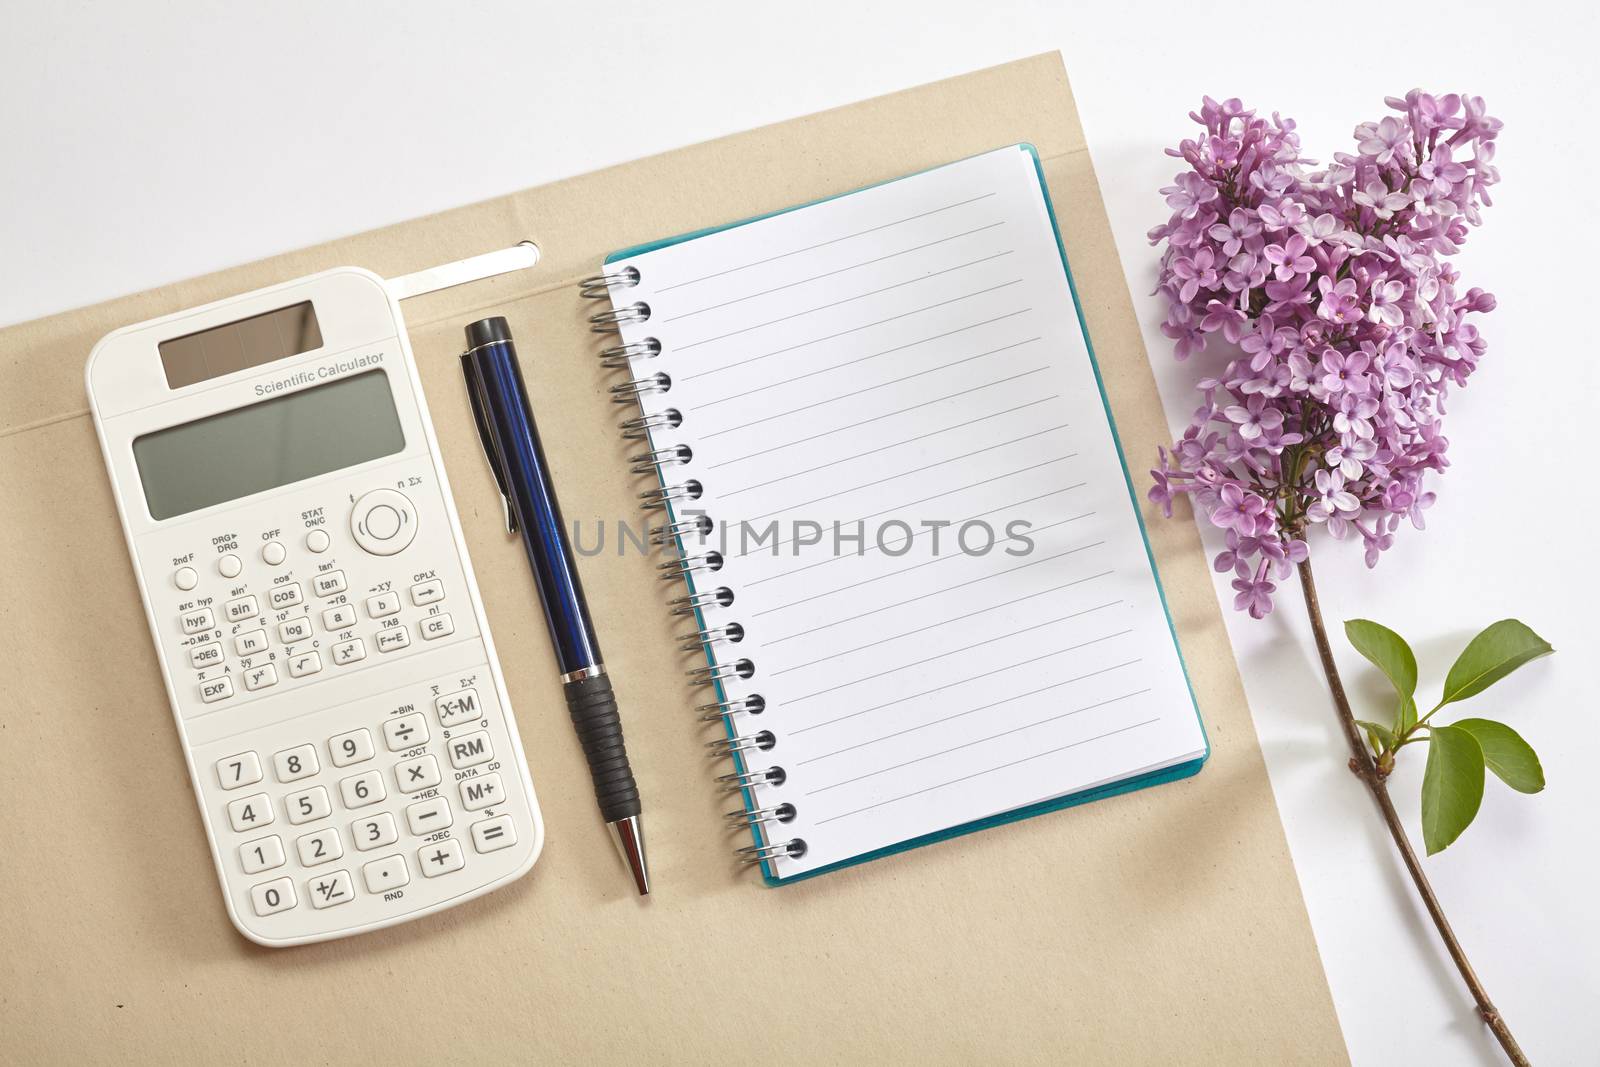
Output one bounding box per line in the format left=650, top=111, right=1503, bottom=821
left=1148, top=92, right=1501, bottom=617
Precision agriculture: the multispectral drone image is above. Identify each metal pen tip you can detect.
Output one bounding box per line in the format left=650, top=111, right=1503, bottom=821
left=607, top=814, right=651, bottom=896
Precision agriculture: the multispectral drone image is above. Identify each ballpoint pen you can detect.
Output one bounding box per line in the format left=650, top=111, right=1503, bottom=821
left=461, top=316, right=650, bottom=896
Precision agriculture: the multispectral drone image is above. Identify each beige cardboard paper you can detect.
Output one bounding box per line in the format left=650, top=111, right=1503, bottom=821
left=0, top=54, right=1346, bottom=1063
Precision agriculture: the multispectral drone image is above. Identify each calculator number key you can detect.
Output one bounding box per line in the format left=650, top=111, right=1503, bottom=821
left=352, top=812, right=399, bottom=852
left=273, top=744, right=319, bottom=783
left=216, top=751, right=262, bottom=790
left=240, top=835, right=286, bottom=875
left=296, top=827, right=343, bottom=867
left=285, top=785, right=332, bottom=826
left=250, top=876, right=296, bottom=916
left=339, top=771, right=386, bottom=809
left=383, top=713, right=429, bottom=752
left=418, top=839, right=465, bottom=878
left=227, top=793, right=274, bottom=832
left=307, top=869, right=354, bottom=909
left=448, top=730, right=494, bottom=770
left=329, top=728, right=375, bottom=767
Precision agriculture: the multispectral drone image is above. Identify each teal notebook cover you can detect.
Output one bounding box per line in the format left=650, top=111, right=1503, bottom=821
left=606, top=144, right=1209, bottom=885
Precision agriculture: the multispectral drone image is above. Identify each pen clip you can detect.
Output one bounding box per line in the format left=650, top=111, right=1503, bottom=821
left=459, top=352, right=518, bottom=536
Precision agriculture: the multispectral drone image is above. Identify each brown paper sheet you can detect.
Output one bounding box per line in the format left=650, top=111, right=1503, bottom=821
left=0, top=54, right=1346, bottom=1063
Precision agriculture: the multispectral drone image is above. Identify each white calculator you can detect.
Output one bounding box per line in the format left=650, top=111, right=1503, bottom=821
left=86, top=266, right=544, bottom=946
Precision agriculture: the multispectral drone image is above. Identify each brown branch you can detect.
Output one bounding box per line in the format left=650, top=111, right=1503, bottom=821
left=1295, top=558, right=1529, bottom=1066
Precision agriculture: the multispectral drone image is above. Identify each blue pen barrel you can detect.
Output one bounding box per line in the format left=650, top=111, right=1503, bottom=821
left=462, top=318, right=602, bottom=676
left=461, top=318, right=646, bottom=876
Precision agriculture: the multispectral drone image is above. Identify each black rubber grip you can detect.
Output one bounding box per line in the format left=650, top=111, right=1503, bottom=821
left=564, top=673, right=641, bottom=823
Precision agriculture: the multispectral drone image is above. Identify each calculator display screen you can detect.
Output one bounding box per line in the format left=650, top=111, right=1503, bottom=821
left=158, top=301, right=323, bottom=388
left=133, top=370, right=404, bottom=520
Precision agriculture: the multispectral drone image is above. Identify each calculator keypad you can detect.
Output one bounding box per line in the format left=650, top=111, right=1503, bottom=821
left=171, top=509, right=463, bottom=712
left=204, top=670, right=530, bottom=940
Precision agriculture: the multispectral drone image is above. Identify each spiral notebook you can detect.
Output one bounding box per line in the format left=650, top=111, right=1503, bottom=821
left=589, top=144, right=1208, bottom=883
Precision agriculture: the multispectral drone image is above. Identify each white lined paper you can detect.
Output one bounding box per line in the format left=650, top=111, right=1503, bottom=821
left=607, top=146, right=1206, bottom=878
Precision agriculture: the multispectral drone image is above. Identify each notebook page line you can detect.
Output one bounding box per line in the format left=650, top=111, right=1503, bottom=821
left=804, top=687, right=1156, bottom=789
left=655, top=192, right=998, bottom=292
left=811, top=719, right=1163, bottom=826
left=662, top=222, right=1007, bottom=322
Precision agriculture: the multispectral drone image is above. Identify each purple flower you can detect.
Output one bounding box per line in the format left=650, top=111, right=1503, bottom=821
left=1224, top=394, right=1285, bottom=441
left=1316, top=277, right=1363, bottom=325
left=1210, top=482, right=1269, bottom=533
left=1356, top=116, right=1409, bottom=165
left=1354, top=181, right=1411, bottom=220
left=1208, top=209, right=1262, bottom=256
left=1420, top=144, right=1469, bottom=193
left=1231, top=563, right=1277, bottom=619
left=1148, top=90, right=1500, bottom=615
left=1163, top=172, right=1219, bottom=220
left=1263, top=234, right=1316, bottom=281
left=1368, top=279, right=1406, bottom=327
left=1171, top=247, right=1221, bottom=302
left=1318, top=347, right=1371, bottom=394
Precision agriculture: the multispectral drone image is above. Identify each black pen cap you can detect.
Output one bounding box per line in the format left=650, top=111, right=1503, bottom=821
left=466, top=315, right=514, bottom=351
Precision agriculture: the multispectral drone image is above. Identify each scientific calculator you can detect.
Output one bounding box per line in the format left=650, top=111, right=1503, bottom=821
left=86, top=265, right=544, bottom=946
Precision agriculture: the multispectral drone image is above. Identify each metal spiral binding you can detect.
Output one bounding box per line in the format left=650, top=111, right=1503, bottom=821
left=737, top=839, right=807, bottom=864
left=677, top=621, right=744, bottom=652
left=578, top=266, right=640, bottom=299
left=697, top=693, right=766, bottom=722
left=651, top=515, right=713, bottom=547
left=706, top=730, right=774, bottom=758
left=584, top=266, right=802, bottom=872
left=620, top=408, right=681, bottom=440
left=599, top=338, right=661, bottom=369
left=668, top=586, right=733, bottom=615
left=725, top=802, right=796, bottom=827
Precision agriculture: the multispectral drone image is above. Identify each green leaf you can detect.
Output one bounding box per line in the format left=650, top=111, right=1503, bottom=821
left=1421, top=725, right=1486, bottom=855
left=1345, top=619, right=1418, bottom=700
left=1440, top=620, right=1554, bottom=707
left=1452, top=718, right=1545, bottom=794
left=1356, top=720, right=1395, bottom=756
left=1397, top=694, right=1418, bottom=735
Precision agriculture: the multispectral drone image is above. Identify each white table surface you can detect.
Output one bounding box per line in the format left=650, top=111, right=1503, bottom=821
left=4, top=3, right=1593, bottom=1062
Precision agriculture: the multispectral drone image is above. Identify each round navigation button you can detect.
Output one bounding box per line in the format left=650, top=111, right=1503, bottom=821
left=174, top=566, right=199, bottom=591
left=350, top=488, right=418, bottom=556
left=306, top=529, right=330, bottom=553
left=218, top=555, right=242, bottom=579
left=262, top=540, right=287, bottom=566
left=365, top=505, right=402, bottom=541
